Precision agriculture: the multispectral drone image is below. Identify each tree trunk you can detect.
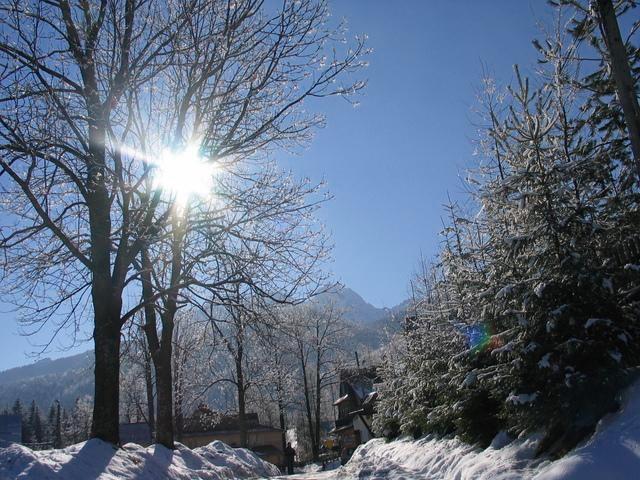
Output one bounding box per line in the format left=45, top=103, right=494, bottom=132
left=314, top=348, right=322, bottom=460
left=597, top=0, right=640, bottom=178
left=140, top=245, right=176, bottom=449
left=236, top=347, right=248, bottom=447
left=276, top=372, right=287, bottom=455
left=87, top=98, right=123, bottom=444
left=299, top=345, right=318, bottom=460
left=278, top=396, right=287, bottom=454
left=144, top=353, right=155, bottom=438
left=90, top=198, right=122, bottom=444
left=140, top=209, right=186, bottom=450
left=154, top=342, right=174, bottom=449
left=91, top=303, right=122, bottom=444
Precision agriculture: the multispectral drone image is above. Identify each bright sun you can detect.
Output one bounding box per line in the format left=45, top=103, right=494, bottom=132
left=152, top=144, right=216, bottom=205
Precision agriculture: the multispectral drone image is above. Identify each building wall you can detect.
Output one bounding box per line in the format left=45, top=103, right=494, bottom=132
left=353, top=414, right=373, bottom=443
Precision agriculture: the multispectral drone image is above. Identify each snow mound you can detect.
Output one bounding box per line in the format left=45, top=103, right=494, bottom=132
left=533, top=380, right=640, bottom=480
left=0, top=439, right=281, bottom=480
left=338, top=433, right=545, bottom=479
left=335, top=379, right=640, bottom=479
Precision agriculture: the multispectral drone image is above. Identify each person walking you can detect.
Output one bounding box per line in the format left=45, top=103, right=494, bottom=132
left=284, top=442, right=296, bottom=475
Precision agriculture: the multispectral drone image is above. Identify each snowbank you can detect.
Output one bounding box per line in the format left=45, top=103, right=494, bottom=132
left=338, top=433, right=546, bottom=479
left=333, top=380, right=640, bottom=479
left=533, top=380, right=640, bottom=480
left=5, top=381, right=640, bottom=480
left=0, top=439, right=281, bottom=480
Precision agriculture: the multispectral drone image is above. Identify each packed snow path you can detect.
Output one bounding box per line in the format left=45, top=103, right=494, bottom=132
left=272, top=473, right=335, bottom=480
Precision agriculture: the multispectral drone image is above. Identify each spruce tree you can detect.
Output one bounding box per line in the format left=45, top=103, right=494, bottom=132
left=28, top=401, right=43, bottom=445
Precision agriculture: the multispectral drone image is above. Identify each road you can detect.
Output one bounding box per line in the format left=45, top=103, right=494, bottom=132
left=271, top=473, right=338, bottom=480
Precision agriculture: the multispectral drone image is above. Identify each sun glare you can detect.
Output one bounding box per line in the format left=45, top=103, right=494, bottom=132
left=153, top=144, right=217, bottom=205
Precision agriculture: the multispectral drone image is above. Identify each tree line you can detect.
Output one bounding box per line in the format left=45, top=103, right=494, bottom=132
left=2, top=397, right=92, bottom=449
left=118, top=299, right=357, bottom=461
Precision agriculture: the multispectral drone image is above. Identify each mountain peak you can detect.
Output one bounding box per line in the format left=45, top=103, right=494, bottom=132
left=315, top=285, right=406, bottom=324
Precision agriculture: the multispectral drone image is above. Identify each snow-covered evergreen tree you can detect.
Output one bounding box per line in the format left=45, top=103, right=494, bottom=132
left=375, top=3, right=640, bottom=453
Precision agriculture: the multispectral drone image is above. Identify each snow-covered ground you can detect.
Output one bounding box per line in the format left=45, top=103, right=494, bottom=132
left=0, top=439, right=280, bottom=480
left=279, top=379, right=640, bottom=480
left=4, top=380, right=640, bottom=479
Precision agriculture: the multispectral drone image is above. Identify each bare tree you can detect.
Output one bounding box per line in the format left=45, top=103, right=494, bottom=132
left=288, top=301, right=347, bottom=460
left=120, top=321, right=155, bottom=431
left=200, top=292, right=262, bottom=448
left=254, top=312, right=301, bottom=454
left=0, top=0, right=366, bottom=444
left=137, top=156, right=332, bottom=448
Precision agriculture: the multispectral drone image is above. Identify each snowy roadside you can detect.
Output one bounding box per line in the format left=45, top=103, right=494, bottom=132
left=0, top=439, right=280, bottom=480
left=4, top=379, right=640, bottom=479
left=276, top=380, right=640, bottom=480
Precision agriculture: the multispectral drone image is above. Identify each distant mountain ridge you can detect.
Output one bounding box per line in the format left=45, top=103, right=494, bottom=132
left=0, top=350, right=93, bottom=385
left=0, top=350, right=94, bottom=410
left=315, top=286, right=408, bottom=325
left=0, top=287, right=407, bottom=410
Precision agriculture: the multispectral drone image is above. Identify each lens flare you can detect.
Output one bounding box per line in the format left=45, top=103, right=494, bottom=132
left=468, top=323, right=502, bottom=352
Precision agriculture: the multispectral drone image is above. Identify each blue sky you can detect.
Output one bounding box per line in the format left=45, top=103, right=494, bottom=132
left=0, top=1, right=547, bottom=371
left=281, top=1, right=544, bottom=307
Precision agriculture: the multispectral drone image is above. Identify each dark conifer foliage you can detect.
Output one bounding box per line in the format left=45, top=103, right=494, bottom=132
left=374, top=2, right=640, bottom=455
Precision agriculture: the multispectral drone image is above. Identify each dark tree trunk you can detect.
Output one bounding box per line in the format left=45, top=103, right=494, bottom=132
left=314, top=348, right=322, bottom=460
left=84, top=71, right=126, bottom=442
left=140, top=219, right=182, bottom=450
left=88, top=124, right=123, bottom=443
left=141, top=246, right=176, bottom=449
left=144, top=353, right=155, bottom=437
left=154, top=338, right=174, bottom=449
left=597, top=0, right=640, bottom=178
left=236, top=346, right=248, bottom=448
left=276, top=373, right=287, bottom=455
left=91, top=295, right=123, bottom=444
left=299, top=345, right=318, bottom=460
left=278, top=397, right=287, bottom=454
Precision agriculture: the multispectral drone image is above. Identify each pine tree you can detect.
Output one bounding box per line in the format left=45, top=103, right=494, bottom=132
left=46, top=401, right=63, bottom=448
left=12, top=399, right=30, bottom=445
left=61, top=407, right=70, bottom=447
left=11, top=399, right=22, bottom=416
left=28, top=401, right=43, bottom=446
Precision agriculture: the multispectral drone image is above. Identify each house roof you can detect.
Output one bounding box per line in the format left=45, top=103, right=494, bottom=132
left=183, top=425, right=282, bottom=436
left=329, top=424, right=354, bottom=434
left=333, top=394, right=350, bottom=406
left=252, top=445, right=283, bottom=456
left=338, top=367, right=380, bottom=405
left=184, top=410, right=282, bottom=435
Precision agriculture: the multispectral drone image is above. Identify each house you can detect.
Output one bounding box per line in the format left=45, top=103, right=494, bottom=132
left=119, top=422, right=152, bottom=446
left=0, top=414, right=21, bottom=444
left=181, top=408, right=284, bottom=467
left=330, top=367, right=380, bottom=462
